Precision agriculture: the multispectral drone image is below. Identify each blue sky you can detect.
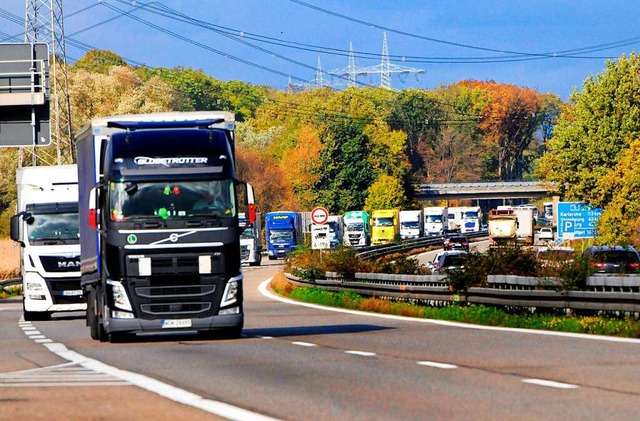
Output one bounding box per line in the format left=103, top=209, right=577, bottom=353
left=2, top=0, right=639, bottom=99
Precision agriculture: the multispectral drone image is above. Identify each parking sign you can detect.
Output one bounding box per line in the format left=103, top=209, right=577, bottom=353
left=556, top=202, right=602, bottom=240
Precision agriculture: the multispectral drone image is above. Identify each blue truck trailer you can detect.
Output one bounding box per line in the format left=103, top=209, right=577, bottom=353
left=264, top=211, right=302, bottom=259
left=76, top=111, right=255, bottom=342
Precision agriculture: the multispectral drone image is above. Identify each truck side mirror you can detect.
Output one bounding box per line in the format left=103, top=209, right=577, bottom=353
left=9, top=214, right=21, bottom=243
left=235, top=180, right=256, bottom=225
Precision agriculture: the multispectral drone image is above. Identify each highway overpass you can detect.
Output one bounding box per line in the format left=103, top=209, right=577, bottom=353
left=414, top=181, right=556, bottom=201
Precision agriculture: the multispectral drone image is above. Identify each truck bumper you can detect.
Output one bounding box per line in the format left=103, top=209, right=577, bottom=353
left=105, top=313, right=244, bottom=335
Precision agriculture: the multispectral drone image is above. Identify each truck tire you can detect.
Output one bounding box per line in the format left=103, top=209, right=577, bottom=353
left=87, top=285, right=108, bottom=341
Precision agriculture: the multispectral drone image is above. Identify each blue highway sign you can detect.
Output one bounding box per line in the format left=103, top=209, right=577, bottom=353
left=557, top=202, right=602, bottom=240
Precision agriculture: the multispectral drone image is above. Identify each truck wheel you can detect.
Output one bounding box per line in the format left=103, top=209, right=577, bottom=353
left=86, top=286, right=102, bottom=341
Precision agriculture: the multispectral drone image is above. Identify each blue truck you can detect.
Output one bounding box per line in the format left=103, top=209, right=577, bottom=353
left=76, top=111, right=255, bottom=342
left=265, top=211, right=303, bottom=259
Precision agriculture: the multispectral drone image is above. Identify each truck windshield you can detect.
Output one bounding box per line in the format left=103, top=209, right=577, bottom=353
left=464, top=211, right=479, bottom=218
left=345, top=222, right=364, bottom=231
left=373, top=217, right=394, bottom=227
left=401, top=221, right=420, bottom=229
left=269, top=230, right=293, bottom=243
left=426, top=215, right=442, bottom=223
left=27, top=211, right=79, bottom=244
left=109, top=179, right=235, bottom=221
left=240, top=228, right=255, bottom=239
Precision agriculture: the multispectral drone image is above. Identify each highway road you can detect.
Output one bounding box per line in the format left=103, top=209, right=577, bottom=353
left=2, top=260, right=640, bottom=420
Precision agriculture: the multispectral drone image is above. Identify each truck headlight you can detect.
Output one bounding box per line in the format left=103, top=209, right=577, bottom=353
left=26, top=282, right=43, bottom=291
left=220, top=276, right=242, bottom=307
left=107, top=280, right=133, bottom=312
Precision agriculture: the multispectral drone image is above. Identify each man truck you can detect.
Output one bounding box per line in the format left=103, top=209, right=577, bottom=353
left=461, top=206, right=483, bottom=233
left=371, top=209, right=399, bottom=245
left=265, top=211, right=303, bottom=259
left=76, top=111, right=255, bottom=342
left=239, top=212, right=262, bottom=266
left=10, top=164, right=83, bottom=321
left=342, top=210, right=370, bottom=247
left=399, top=210, right=423, bottom=240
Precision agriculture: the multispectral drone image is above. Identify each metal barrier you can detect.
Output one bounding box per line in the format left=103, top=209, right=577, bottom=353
left=284, top=272, right=640, bottom=313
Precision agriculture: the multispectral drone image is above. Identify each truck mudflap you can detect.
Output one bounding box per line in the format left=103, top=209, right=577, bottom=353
left=105, top=313, right=244, bottom=335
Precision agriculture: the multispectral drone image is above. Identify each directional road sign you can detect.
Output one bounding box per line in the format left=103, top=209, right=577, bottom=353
left=556, top=202, right=602, bottom=240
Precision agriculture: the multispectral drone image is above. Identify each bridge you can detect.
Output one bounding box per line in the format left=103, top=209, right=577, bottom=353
left=414, top=181, right=556, bottom=201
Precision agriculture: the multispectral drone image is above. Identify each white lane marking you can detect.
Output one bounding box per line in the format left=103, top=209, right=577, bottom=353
left=522, top=379, right=580, bottom=389
left=259, top=278, right=640, bottom=344
left=21, top=326, right=37, bottom=331
left=256, top=335, right=274, bottom=339
left=41, top=342, right=281, bottom=421
left=292, top=341, right=317, bottom=347
left=344, top=350, right=376, bottom=357
left=34, top=339, right=53, bottom=343
left=417, top=361, right=457, bottom=369
left=0, top=361, right=129, bottom=387
left=24, top=330, right=42, bottom=336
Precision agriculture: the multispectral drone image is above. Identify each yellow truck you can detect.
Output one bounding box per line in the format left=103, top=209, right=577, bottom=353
left=371, top=209, right=400, bottom=245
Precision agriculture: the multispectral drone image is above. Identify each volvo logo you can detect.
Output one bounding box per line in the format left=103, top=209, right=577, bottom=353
left=169, top=233, right=179, bottom=242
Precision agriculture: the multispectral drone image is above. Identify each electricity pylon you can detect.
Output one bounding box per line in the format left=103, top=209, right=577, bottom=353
left=23, top=0, right=73, bottom=166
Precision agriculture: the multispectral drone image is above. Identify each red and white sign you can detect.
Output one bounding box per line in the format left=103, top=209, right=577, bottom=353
left=310, top=206, right=329, bottom=225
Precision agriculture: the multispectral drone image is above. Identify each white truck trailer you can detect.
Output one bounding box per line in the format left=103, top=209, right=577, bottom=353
left=10, top=165, right=84, bottom=321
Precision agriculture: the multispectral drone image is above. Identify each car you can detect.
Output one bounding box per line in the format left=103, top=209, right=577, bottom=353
left=582, top=245, right=640, bottom=274
left=426, top=250, right=446, bottom=271
left=431, top=250, right=468, bottom=274
left=443, top=235, right=469, bottom=252
left=538, top=227, right=554, bottom=240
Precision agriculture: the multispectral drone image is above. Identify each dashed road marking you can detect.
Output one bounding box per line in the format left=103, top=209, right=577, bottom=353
left=417, top=361, right=458, bottom=369
left=345, top=350, right=376, bottom=357
left=522, top=379, right=580, bottom=389
left=292, top=341, right=317, bottom=347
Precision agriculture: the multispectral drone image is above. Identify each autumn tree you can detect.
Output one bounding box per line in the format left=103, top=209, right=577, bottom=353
left=364, top=174, right=406, bottom=213
left=72, top=49, right=128, bottom=74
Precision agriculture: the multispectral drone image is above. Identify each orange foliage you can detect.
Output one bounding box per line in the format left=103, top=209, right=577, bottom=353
left=279, top=125, right=323, bottom=209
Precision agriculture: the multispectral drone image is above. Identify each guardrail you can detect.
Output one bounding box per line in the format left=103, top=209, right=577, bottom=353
left=1, top=277, right=21, bottom=292
left=355, top=230, right=488, bottom=259
left=284, top=272, right=640, bottom=313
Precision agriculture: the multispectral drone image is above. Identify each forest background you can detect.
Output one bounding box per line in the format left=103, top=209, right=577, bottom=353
left=2, top=49, right=640, bottom=246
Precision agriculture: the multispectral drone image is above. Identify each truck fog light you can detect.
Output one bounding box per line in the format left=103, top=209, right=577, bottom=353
left=26, top=282, right=43, bottom=291
left=107, top=280, right=133, bottom=312
left=28, top=294, right=46, bottom=300
left=112, top=310, right=135, bottom=319
left=219, top=306, right=239, bottom=315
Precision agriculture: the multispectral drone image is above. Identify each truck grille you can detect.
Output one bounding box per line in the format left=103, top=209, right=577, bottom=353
left=125, top=253, right=226, bottom=319
left=240, top=245, right=250, bottom=260
left=47, top=277, right=84, bottom=305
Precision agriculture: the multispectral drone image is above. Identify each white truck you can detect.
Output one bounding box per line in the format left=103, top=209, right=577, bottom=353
left=447, top=206, right=465, bottom=232
left=460, top=206, right=483, bottom=233
left=488, top=209, right=518, bottom=247
left=239, top=212, right=262, bottom=266
left=423, top=206, right=448, bottom=237
left=513, top=207, right=535, bottom=245
left=342, top=211, right=370, bottom=247
left=399, top=210, right=424, bottom=240
left=10, top=165, right=84, bottom=321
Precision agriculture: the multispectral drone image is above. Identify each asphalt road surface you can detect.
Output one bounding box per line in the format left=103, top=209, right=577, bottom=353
left=2, top=258, right=640, bottom=420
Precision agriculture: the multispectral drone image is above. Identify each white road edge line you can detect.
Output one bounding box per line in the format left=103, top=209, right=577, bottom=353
left=417, top=361, right=457, bottom=369
left=522, top=379, right=580, bottom=389
left=259, top=278, right=640, bottom=344
left=23, top=340, right=280, bottom=421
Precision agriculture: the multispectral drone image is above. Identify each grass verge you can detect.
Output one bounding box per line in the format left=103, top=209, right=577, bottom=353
left=270, top=272, right=640, bottom=338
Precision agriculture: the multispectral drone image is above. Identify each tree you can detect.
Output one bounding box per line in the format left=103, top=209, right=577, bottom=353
left=536, top=53, right=640, bottom=206
left=72, top=49, right=128, bottom=74
left=364, top=174, right=405, bottom=213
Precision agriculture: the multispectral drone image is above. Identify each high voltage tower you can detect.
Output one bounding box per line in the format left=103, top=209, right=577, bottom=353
left=290, top=32, right=425, bottom=91
left=22, top=0, right=73, bottom=166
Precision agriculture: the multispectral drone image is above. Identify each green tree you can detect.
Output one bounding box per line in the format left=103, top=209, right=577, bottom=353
left=364, top=174, right=405, bottom=212
left=72, top=49, right=128, bottom=74
left=536, top=53, right=640, bottom=205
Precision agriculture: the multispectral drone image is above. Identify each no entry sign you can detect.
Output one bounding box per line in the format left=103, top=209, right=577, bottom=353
left=310, top=206, right=329, bottom=225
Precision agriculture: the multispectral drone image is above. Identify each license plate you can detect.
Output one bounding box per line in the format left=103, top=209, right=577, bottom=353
left=161, top=319, right=192, bottom=329
left=61, top=290, right=82, bottom=296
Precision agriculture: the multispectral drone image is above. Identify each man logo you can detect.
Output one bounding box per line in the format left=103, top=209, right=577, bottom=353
left=58, top=260, right=81, bottom=268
